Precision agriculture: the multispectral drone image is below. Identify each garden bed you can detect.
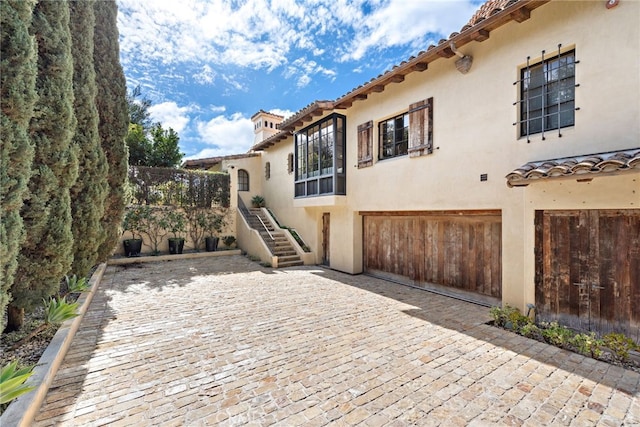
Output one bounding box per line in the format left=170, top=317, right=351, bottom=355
left=489, top=305, right=640, bottom=373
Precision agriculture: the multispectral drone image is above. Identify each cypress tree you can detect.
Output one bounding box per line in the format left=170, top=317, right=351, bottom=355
left=8, top=0, right=78, bottom=331
left=0, top=0, right=38, bottom=332
left=94, top=0, right=129, bottom=262
left=68, top=0, right=108, bottom=278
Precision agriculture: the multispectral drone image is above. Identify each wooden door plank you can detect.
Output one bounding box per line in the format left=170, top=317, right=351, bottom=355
left=630, top=214, right=640, bottom=342
left=461, top=221, right=470, bottom=290
left=492, top=221, right=502, bottom=298
left=587, top=211, right=601, bottom=330
left=535, top=211, right=545, bottom=315
left=437, top=219, right=445, bottom=285
left=483, top=222, right=493, bottom=296
left=475, top=223, right=485, bottom=296
left=468, top=220, right=477, bottom=292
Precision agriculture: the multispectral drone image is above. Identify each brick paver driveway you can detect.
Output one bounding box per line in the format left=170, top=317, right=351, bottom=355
left=34, top=256, right=639, bottom=426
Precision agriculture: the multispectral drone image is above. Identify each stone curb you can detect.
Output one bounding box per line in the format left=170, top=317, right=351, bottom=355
left=0, top=250, right=243, bottom=426
left=0, top=263, right=107, bottom=427
left=107, top=249, right=242, bottom=265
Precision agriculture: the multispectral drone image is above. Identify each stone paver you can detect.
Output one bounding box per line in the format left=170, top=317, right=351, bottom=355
left=33, top=256, right=640, bottom=426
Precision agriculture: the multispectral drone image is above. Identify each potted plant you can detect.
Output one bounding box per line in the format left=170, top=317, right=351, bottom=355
left=163, top=209, right=186, bottom=254
left=139, top=206, right=169, bottom=255
left=122, top=206, right=148, bottom=256
left=222, top=235, right=236, bottom=249
left=184, top=207, right=206, bottom=252
left=204, top=210, right=227, bottom=252
left=251, top=195, right=266, bottom=208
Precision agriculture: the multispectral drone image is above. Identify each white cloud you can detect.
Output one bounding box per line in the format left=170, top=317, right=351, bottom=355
left=193, top=64, right=216, bottom=85
left=118, top=0, right=479, bottom=90
left=118, top=0, right=485, bottom=158
left=340, top=0, right=479, bottom=62
left=194, top=113, right=254, bottom=157
left=148, top=102, right=191, bottom=134
left=284, top=57, right=337, bottom=88
left=268, top=109, right=295, bottom=120
left=222, top=75, right=248, bottom=92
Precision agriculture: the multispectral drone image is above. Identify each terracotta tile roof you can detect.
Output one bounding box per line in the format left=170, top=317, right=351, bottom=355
left=250, top=109, right=284, bottom=120
left=506, top=148, right=640, bottom=187
left=251, top=0, right=551, bottom=152
left=182, top=153, right=260, bottom=170
left=467, top=0, right=515, bottom=26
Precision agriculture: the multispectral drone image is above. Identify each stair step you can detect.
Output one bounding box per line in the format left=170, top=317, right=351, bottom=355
left=274, top=251, right=297, bottom=257
left=278, top=260, right=304, bottom=268
left=278, top=255, right=301, bottom=261
left=243, top=208, right=306, bottom=267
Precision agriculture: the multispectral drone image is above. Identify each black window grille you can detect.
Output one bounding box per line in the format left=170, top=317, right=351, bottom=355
left=516, top=46, right=577, bottom=141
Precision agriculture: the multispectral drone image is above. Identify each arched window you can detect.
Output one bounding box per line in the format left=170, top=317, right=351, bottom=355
left=238, top=169, right=249, bottom=191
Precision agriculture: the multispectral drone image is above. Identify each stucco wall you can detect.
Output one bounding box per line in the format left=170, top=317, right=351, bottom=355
left=250, top=1, right=638, bottom=310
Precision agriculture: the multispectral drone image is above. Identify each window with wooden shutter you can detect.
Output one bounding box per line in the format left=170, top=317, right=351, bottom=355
left=287, top=153, right=294, bottom=174
left=357, top=120, right=373, bottom=168
left=408, top=97, right=433, bottom=158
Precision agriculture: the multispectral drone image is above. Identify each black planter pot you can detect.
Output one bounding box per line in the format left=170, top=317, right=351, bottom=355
left=168, top=238, right=185, bottom=254
left=123, top=239, right=143, bottom=257
left=205, top=236, right=219, bottom=252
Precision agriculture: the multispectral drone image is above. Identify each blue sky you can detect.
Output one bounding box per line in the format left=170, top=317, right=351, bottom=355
left=117, top=0, right=483, bottom=160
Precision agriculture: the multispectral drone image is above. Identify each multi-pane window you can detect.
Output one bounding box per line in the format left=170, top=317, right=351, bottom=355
left=358, top=98, right=433, bottom=166
left=520, top=50, right=575, bottom=137
left=294, top=113, right=346, bottom=197
left=379, top=113, right=409, bottom=159
left=238, top=169, right=249, bottom=191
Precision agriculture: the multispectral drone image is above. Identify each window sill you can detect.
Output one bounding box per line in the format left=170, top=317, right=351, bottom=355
left=407, top=144, right=432, bottom=153
left=293, top=195, right=348, bottom=208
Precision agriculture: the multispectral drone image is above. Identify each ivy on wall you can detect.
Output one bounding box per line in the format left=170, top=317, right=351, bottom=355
left=128, top=166, right=230, bottom=208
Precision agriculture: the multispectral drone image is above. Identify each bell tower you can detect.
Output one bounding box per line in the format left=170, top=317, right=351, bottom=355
left=251, top=110, right=284, bottom=144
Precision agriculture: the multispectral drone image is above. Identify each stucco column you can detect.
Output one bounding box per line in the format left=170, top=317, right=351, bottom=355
left=501, top=188, right=530, bottom=311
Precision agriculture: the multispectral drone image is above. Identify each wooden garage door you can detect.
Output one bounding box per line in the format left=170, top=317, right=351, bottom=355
left=535, top=210, right=640, bottom=340
left=363, top=211, right=502, bottom=302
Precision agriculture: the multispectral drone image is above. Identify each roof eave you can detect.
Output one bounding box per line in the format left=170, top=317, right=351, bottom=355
left=251, top=0, right=551, bottom=152
left=334, top=0, right=550, bottom=109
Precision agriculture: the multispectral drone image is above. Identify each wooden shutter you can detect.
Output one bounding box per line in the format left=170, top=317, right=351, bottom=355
left=408, top=97, right=433, bottom=158
left=287, top=153, right=294, bottom=174
left=357, top=120, right=373, bottom=168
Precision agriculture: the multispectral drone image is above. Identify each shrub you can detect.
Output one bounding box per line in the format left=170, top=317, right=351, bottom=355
left=10, top=296, right=79, bottom=352
left=0, top=361, right=35, bottom=405
left=540, top=322, right=573, bottom=347
left=163, top=210, right=186, bottom=239
left=489, top=305, right=531, bottom=330
left=251, top=195, right=265, bottom=208
left=569, top=332, right=603, bottom=358
left=222, top=235, right=236, bottom=247
left=489, top=307, right=638, bottom=369
left=63, top=275, right=89, bottom=295
left=602, top=333, right=639, bottom=363
left=520, top=323, right=544, bottom=341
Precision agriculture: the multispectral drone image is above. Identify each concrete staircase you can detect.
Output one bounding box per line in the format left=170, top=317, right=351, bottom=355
left=245, top=208, right=303, bottom=268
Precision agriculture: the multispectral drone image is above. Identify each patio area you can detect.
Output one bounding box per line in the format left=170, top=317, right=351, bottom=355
left=32, top=256, right=639, bottom=426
